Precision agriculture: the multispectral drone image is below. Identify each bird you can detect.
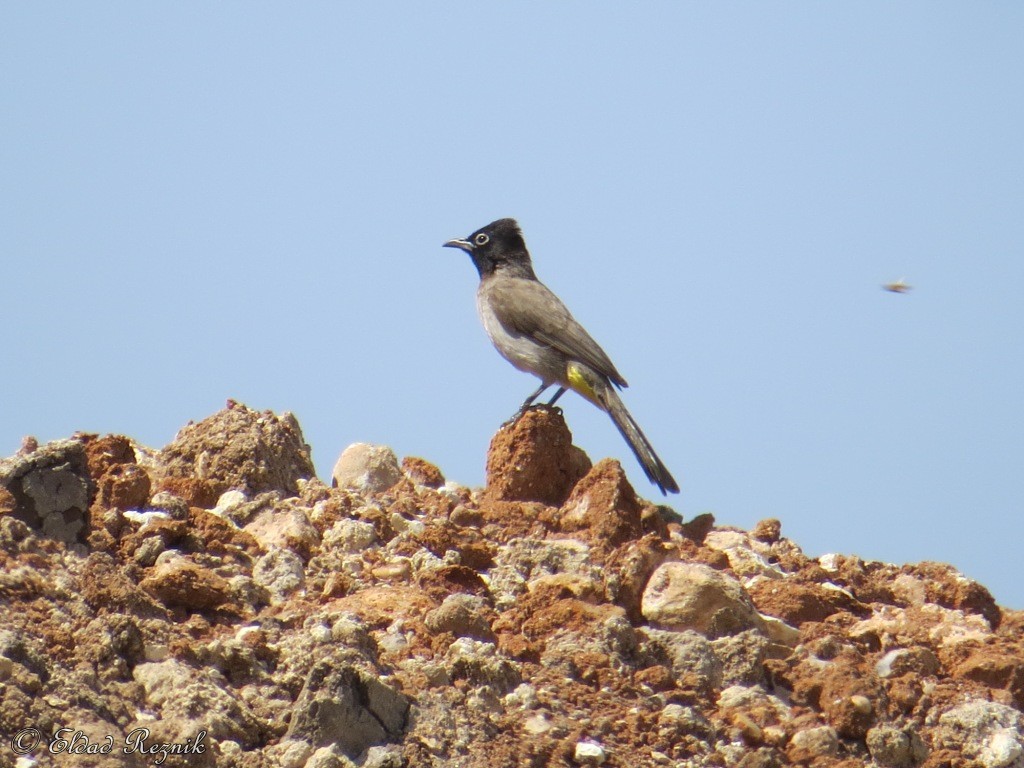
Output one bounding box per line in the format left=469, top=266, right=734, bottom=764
left=443, top=218, right=679, bottom=495
left=882, top=278, right=912, bottom=293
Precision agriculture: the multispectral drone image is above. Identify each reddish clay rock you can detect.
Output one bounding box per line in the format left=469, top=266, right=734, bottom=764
left=160, top=401, right=315, bottom=498
left=401, top=456, right=445, bottom=488
left=751, top=517, right=782, bottom=544
left=79, top=434, right=152, bottom=535
left=95, top=463, right=151, bottom=511
left=412, top=520, right=495, bottom=571
left=329, top=585, right=437, bottom=629
left=189, top=507, right=261, bottom=561
left=156, top=475, right=222, bottom=509
left=0, top=485, right=16, bottom=517
left=139, top=557, right=233, bottom=612
left=900, top=561, right=1001, bottom=629
left=77, top=552, right=166, bottom=617
left=874, top=646, right=941, bottom=679
left=484, top=407, right=591, bottom=506
left=557, top=458, right=644, bottom=548
left=679, top=512, right=716, bottom=544
left=415, top=564, right=490, bottom=603
left=816, top=554, right=900, bottom=605
left=950, top=646, right=1024, bottom=709
left=748, top=579, right=868, bottom=626
left=477, top=498, right=553, bottom=542
left=81, top=433, right=137, bottom=478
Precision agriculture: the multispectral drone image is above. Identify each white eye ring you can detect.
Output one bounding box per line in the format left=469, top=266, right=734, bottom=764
left=474, top=233, right=489, bottom=246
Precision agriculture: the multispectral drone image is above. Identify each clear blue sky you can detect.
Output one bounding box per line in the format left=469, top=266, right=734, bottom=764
left=3, top=5, right=1022, bottom=608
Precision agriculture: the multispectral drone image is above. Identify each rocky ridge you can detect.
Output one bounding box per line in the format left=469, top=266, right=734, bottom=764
left=0, top=401, right=1021, bottom=768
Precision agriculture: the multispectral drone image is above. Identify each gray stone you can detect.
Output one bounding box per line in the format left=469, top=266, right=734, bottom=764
left=711, top=629, right=769, bottom=686
left=424, top=594, right=493, bottom=640
left=866, top=725, right=928, bottom=768
left=641, top=627, right=722, bottom=689
left=330, top=613, right=380, bottom=663
left=0, top=438, right=91, bottom=543
left=286, top=651, right=409, bottom=758
left=253, top=548, right=306, bottom=603
left=363, top=745, right=406, bottom=768
left=445, top=637, right=521, bottom=692
left=488, top=537, right=600, bottom=610
left=717, top=685, right=792, bottom=723
left=160, top=403, right=315, bottom=497
left=132, top=658, right=261, bottom=744
left=658, top=703, right=716, bottom=741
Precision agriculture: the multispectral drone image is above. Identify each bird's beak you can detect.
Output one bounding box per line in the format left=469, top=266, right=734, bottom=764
left=443, top=238, right=473, bottom=252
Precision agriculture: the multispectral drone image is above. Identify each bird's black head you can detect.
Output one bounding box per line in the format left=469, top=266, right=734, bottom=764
left=443, top=218, right=536, bottom=280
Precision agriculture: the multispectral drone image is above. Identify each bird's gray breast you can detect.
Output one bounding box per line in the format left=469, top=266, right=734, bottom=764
left=476, top=283, right=559, bottom=382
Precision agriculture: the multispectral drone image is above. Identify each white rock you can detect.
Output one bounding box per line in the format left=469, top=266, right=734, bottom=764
left=821, top=581, right=855, bottom=598
left=790, top=725, right=839, bottom=756
left=244, top=505, right=319, bottom=554
left=390, top=512, right=425, bottom=535
left=641, top=561, right=765, bottom=637
left=123, top=509, right=171, bottom=527
left=332, top=443, right=402, bottom=493
left=936, top=701, right=1024, bottom=766
left=717, top=685, right=792, bottom=721
left=979, top=729, right=1024, bottom=768
left=272, top=738, right=312, bottom=768
left=523, top=714, right=551, bottom=735
left=703, top=530, right=748, bottom=550
left=323, top=517, right=378, bottom=553
left=574, top=740, right=607, bottom=764
left=211, top=489, right=247, bottom=517
left=875, top=649, right=902, bottom=678
left=818, top=553, right=842, bottom=572
left=891, top=573, right=929, bottom=605
left=759, top=613, right=801, bottom=647
left=850, top=604, right=991, bottom=650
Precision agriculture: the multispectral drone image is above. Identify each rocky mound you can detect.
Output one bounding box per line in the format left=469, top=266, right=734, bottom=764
left=0, top=402, right=1021, bottom=768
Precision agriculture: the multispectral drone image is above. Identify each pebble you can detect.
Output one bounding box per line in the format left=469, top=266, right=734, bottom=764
left=574, top=741, right=607, bottom=764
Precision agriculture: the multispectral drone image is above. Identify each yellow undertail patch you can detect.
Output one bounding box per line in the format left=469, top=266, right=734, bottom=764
left=567, top=362, right=603, bottom=408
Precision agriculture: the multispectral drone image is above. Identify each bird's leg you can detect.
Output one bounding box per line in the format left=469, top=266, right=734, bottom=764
left=545, top=387, right=566, bottom=408
left=521, top=382, right=550, bottom=410
left=503, top=382, right=551, bottom=426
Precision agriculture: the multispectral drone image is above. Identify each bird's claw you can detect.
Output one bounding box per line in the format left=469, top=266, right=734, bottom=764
left=501, top=402, right=561, bottom=428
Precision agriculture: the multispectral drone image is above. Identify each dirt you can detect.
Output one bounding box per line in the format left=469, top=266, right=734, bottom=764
left=0, top=402, right=1020, bottom=767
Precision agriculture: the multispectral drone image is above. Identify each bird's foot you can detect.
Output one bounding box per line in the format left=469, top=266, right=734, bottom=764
left=500, top=403, right=562, bottom=429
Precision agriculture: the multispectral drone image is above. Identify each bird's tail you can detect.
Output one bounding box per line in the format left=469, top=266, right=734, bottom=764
left=567, top=362, right=679, bottom=495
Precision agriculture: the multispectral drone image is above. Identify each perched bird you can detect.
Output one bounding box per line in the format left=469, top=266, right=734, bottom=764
left=443, top=218, right=679, bottom=495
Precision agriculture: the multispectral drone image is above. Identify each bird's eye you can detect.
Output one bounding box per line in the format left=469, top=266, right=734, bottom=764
left=474, top=233, right=489, bottom=246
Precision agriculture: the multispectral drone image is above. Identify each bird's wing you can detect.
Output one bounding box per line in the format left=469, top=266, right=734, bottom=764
left=487, top=277, right=628, bottom=388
